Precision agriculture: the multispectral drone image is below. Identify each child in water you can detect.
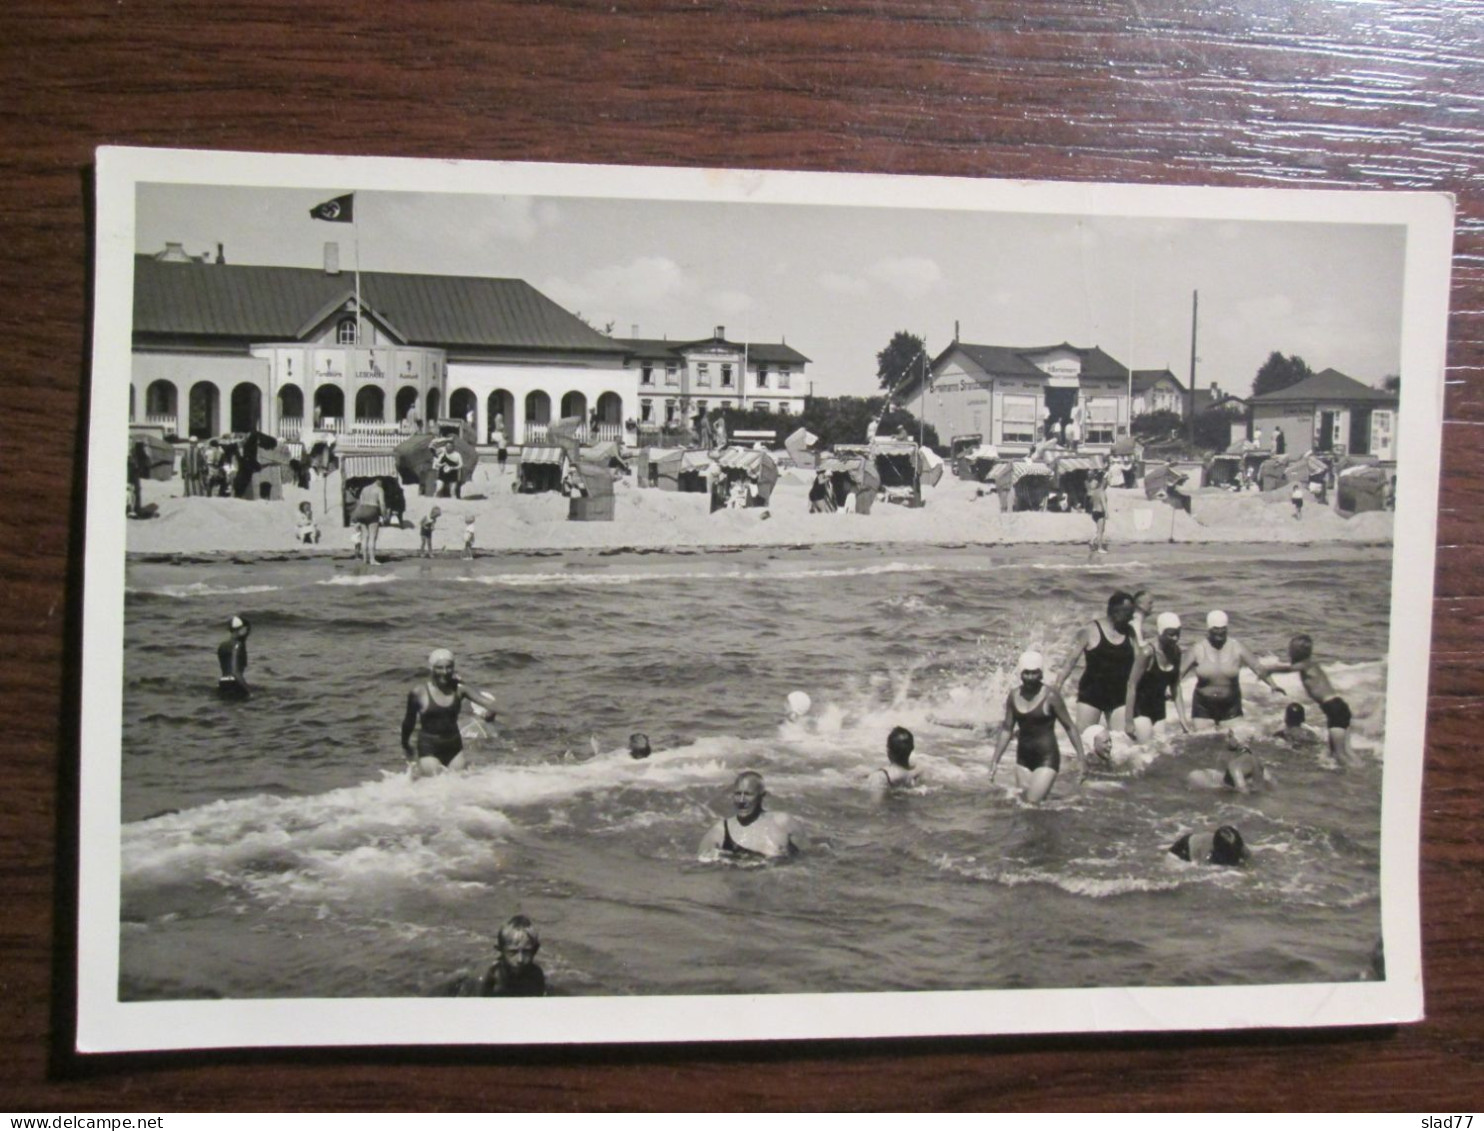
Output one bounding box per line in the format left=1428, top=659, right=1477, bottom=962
left=473, top=915, right=546, bottom=997
left=870, top=726, right=918, bottom=791
left=1274, top=702, right=1323, bottom=749
left=628, top=733, right=652, bottom=760
left=419, top=506, right=441, bottom=557
left=462, top=514, right=476, bottom=559
left=1263, top=633, right=1359, bottom=766
left=1186, top=739, right=1267, bottom=793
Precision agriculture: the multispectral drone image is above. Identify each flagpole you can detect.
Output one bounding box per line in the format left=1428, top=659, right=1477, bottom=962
left=353, top=198, right=363, bottom=349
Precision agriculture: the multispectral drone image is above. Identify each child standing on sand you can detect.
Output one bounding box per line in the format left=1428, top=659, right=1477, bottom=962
left=1291, top=482, right=1304, bottom=519
left=462, top=514, right=475, bottom=559
left=295, top=501, right=320, bottom=544
left=419, top=506, right=441, bottom=558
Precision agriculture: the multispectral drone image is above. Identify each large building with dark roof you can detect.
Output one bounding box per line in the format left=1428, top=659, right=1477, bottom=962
left=913, top=340, right=1137, bottom=452
left=131, top=244, right=809, bottom=446
left=1247, top=368, right=1398, bottom=459
left=616, top=327, right=810, bottom=429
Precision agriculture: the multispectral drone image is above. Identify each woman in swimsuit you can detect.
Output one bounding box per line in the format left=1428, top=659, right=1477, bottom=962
left=1179, top=610, right=1283, bottom=730
left=1123, top=611, right=1191, bottom=743
left=989, top=650, right=1087, bottom=804
left=400, top=648, right=498, bottom=777
left=1052, top=590, right=1138, bottom=731
left=697, top=771, right=803, bottom=859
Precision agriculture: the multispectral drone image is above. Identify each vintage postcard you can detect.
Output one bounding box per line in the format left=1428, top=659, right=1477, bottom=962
left=80, top=147, right=1450, bottom=1051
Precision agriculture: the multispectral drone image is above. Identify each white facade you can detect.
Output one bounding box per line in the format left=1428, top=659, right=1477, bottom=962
left=448, top=355, right=634, bottom=444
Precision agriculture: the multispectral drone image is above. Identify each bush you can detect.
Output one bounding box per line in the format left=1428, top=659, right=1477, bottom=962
left=1131, top=409, right=1183, bottom=442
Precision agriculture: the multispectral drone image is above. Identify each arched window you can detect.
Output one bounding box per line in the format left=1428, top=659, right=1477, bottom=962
left=449, top=388, right=477, bottom=427
left=487, top=389, right=514, bottom=442
left=314, top=384, right=345, bottom=427
left=560, top=391, right=587, bottom=421
left=230, top=382, right=262, bottom=433
left=337, top=317, right=359, bottom=345
left=395, top=387, right=420, bottom=426
left=278, top=383, right=304, bottom=421
left=145, top=379, right=178, bottom=417
left=525, top=390, right=551, bottom=425
left=354, top=385, right=385, bottom=422
left=425, top=388, right=441, bottom=423
left=188, top=382, right=220, bottom=439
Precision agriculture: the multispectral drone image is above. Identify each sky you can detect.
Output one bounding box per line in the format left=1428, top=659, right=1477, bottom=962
left=135, top=182, right=1408, bottom=399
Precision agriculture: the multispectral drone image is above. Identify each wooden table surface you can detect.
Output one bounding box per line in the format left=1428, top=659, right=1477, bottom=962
left=4, top=0, right=1482, bottom=1111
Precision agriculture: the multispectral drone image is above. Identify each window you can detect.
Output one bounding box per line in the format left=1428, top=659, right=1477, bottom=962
left=640, top=365, right=654, bottom=386
left=336, top=317, right=358, bottom=345
left=640, top=399, right=653, bottom=422
left=1001, top=395, right=1038, bottom=444
left=721, top=401, right=732, bottom=410
left=721, top=364, right=734, bottom=388
left=664, top=399, right=677, bottom=424
left=755, top=401, right=770, bottom=414
left=778, top=367, right=791, bottom=389
left=1085, top=397, right=1118, bottom=444
left=696, top=362, right=711, bottom=387
left=757, top=367, right=769, bottom=389
left=777, top=401, right=790, bottom=415
left=665, top=363, right=679, bottom=387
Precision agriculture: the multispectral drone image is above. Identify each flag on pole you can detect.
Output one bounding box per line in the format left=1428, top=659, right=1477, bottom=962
left=309, top=194, right=355, bottom=223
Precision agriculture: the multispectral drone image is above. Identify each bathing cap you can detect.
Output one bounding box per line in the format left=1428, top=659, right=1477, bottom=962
left=1206, top=610, right=1229, bottom=629
left=1156, top=612, right=1181, bottom=633
left=1081, top=724, right=1110, bottom=753
left=428, top=648, right=455, bottom=667
left=229, top=615, right=247, bottom=631
left=1017, top=650, right=1044, bottom=673
left=786, top=690, right=812, bottom=716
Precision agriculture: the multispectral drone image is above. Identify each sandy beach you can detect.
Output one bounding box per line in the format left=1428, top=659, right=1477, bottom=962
left=127, top=462, right=1393, bottom=559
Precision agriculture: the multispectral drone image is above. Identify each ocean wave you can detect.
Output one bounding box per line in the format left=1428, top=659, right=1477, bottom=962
left=316, top=574, right=403, bottom=587
left=126, top=582, right=284, bottom=599
left=458, top=560, right=946, bottom=589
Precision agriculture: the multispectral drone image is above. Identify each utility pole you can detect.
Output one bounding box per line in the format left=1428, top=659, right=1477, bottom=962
left=1187, top=290, right=1199, bottom=447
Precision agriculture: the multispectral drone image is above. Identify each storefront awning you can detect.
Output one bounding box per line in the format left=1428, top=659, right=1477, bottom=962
left=340, top=455, right=398, bottom=479
left=520, top=446, right=566, bottom=466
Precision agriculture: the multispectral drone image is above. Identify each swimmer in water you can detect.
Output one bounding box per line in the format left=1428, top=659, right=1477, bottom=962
left=869, top=726, right=919, bottom=791
left=698, top=771, right=804, bottom=859
left=1052, top=590, right=1139, bottom=733
left=472, top=915, right=546, bottom=997
left=1274, top=702, right=1323, bottom=750
left=989, top=650, right=1087, bottom=803
left=628, top=732, right=652, bottom=760
left=1187, top=739, right=1267, bottom=793
left=1124, top=611, right=1191, bottom=744
left=1262, top=633, right=1359, bottom=767
left=400, top=648, right=498, bottom=777
left=1168, top=825, right=1250, bottom=867
left=1180, top=610, right=1283, bottom=730
left=216, top=614, right=251, bottom=700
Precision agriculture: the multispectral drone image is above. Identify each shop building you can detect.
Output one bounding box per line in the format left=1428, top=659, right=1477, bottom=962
left=1247, top=368, right=1398, bottom=460
left=616, top=327, right=810, bottom=431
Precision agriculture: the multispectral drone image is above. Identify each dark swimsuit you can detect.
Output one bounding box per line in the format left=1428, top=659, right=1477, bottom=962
left=217, top=640, right=248, bottom=699
left=1012, top=690, right=1060, bottom=772
left=1077, top=622, right=1136, bottom=714
left=1193, top=679, right=1242, bottom=722
left=1169, top=832, right=1195, bottom=861
left=1320, top=696, right=1352, bottom=729
left=415, top=681, right=464, bottom=765
left=1134, top=646, right=1180, bottom=723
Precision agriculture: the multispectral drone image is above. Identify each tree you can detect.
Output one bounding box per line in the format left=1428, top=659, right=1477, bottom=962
left=1252, top=351, right=1313, bottom=398
left=1131, top=409, right=1184, bottom=442
left=1381, top=374, right=1400, bottom=393
left=876, top=331, right=928, bottom=393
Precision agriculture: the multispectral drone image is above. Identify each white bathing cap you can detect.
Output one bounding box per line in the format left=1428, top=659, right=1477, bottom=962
left=1206, top=610, right=1229, bottom=629
left=786, top=690, right=812, bottom=716
left=1017, top=650, right=1044, bottom=673
left=229, top=614, right=247, bottom=631
left=428, top=647, right=455, bottom=667
left=1156, top=612, right=1181, bottom=633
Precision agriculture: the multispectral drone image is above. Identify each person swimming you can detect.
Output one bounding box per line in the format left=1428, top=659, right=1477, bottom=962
left=1274, top=702, right=1323, bottom=749
left=870, top=725, right=919, bottom=791
left=1169, top=825, right=1250, bottom=866
left=989, top=650, right=1087, bottom=803
left=459, top=914, right=546, bottom=997
left=216, top=614, right=251, bottom=700
left=400, top=648, right=498, bottom=777
left=628, top=732, right=652, bottom=760
left=1263, top=633, right=1359, bottom=766
left=698, top=771, right=803, bottom=859
left=1187, top=739, right=1267, bottom=793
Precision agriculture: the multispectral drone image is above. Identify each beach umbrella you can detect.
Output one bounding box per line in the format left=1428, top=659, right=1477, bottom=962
left=128, top=430, right=176, bottom=481
left=1144, top=463, right=1192, bottom=512
left=548, top=416, right=586, bottom=465
left=394, top=431, right=478, bottom=489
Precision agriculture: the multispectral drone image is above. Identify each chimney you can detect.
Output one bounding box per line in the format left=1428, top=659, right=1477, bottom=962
left=216, top=242, right=225, bottom=265
left=157, top=241, right=189, bottom=262
left=324, top=241, right=341, bottom=275
left=631, top=324, right=639, bottom=338
left=954, top=320, right=960, bottom=342
left=714, top=325, right=725, bottom=340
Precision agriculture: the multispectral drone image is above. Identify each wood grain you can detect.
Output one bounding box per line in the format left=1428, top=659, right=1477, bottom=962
left=3, top=0, right=1482, bottom=1111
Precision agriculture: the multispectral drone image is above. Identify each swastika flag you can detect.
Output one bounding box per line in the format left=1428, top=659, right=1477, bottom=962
left=309, top=194, right=354, bottom=223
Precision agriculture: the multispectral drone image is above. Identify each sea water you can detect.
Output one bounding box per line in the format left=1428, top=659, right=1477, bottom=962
left=118, top=543, right=1390, bottom=999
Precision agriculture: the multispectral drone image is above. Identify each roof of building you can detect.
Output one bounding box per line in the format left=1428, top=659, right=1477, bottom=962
left=926, top=341, right=1129, bottom=389
left=1132, top=368, right=1186, bottom=393
left=1248, top=368, right=1398, bottom=404
left=614, top=336, right=810, bottom=366
left=133, top=256, right=630, bottom=353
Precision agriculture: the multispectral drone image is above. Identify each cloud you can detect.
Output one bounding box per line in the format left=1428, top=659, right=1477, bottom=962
left=709, top=290, right=755, bottom=317
left=543, top=256, right=689, bottom=322
left=866, top=256, right=942, bottom=298
left=818, top=271, right=870, bottom=296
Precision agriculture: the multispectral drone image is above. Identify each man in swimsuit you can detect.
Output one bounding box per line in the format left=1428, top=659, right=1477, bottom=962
left=698, top=771, right=803, bottom=859
left=1180, top=610, right=1283, bottom=730
left=869, top=726, right=919, bottom=792
left=216, top=614, right=251, bottom=700
left=1262, top=633, right=1359, bottom=766
left=989, top=650, right=1087, bottom=803
left=1052, top=590, right=1138, bottom=733
left=1086, top=467, right=1109, bottom=553
left=401, top=648, right=498, bottom=777
left=1124, top=610, right=1191, bottom=743
left=351, top=478, right=385, bottom=565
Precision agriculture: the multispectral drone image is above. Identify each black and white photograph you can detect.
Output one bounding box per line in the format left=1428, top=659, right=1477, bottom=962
left=80, top=147, right=1449, bottom=1051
